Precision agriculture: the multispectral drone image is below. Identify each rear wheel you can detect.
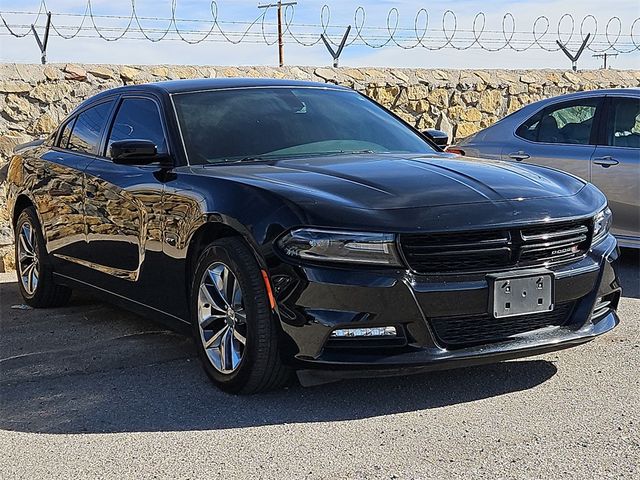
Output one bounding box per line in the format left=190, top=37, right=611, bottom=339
left=14, top=207, right=71, bottom=308
left=191, top=237, right=291, bottom=394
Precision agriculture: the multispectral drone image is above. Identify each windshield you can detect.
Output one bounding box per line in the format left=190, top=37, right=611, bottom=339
left=172, top=87, right=437, bottom=164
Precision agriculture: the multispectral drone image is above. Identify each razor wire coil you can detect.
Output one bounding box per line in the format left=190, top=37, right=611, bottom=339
left=1, top=1, right=638, bottom=54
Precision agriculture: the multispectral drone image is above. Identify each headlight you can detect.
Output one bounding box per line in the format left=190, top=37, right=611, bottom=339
left=277, top=228, right=402, bottom=266
left=592, top=207, right=612, bottom=245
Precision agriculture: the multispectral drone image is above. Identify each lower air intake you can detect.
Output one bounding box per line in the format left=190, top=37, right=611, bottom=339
left=429, top=302, right=575, bottom=349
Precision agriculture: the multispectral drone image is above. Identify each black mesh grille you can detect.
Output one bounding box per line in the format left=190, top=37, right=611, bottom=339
left=400, top=219, right=591, bottom=274
left=429, top=302, right=575, bottom=349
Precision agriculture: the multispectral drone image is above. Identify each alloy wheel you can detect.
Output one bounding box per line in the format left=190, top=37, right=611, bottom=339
left=17, top=221, right=39, bottom=296
left=197, top=262, right=248, bottom=374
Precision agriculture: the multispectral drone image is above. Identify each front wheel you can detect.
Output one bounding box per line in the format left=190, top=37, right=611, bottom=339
left=14, top=207, right=72, bottom=308
left=191, top=237, right=291, bottom=394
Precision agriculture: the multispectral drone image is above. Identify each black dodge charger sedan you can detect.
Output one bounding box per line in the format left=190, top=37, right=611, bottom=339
left=6, top=79, right=621, bottom=393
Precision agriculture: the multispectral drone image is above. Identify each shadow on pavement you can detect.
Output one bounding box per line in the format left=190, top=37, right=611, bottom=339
left=618, top=248, right=640, bottom=299
left=1, top=349, right=557, bottom=435
left=2, top=249, right=637, bottom=435
left=0, top=282, right=558, bottom=435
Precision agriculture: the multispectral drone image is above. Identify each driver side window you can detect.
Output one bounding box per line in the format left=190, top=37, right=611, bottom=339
left=516, top=98, right=600, bottom=145
left=106, top=97, right=167, bottom=158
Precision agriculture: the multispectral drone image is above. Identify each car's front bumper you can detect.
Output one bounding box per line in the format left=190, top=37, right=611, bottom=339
left=271, top=234, right=621, bottom=382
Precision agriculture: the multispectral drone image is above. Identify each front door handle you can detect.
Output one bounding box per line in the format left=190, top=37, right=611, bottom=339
left=593, top=156, right=619, bottom=168
left=508, top=151, right=530, bottom=161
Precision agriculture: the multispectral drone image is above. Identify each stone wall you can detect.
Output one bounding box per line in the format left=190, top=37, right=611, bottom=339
left=0, top=64, right=639, bottom=271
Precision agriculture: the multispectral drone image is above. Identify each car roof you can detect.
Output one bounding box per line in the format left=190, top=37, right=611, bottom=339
left=525, top=87, right=640, bottom=108
left=72, top=78, right=351, bottom=113
left=557, top=87, right=639, bottom=96
left=153, top=77, right=349, bottom=93
left=90, top=78, right=348, bottom=98
left=480, top=87, right=640, bottom=131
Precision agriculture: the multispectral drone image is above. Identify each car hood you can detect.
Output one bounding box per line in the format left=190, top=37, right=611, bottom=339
left=188, top=153, right=585, bottom=211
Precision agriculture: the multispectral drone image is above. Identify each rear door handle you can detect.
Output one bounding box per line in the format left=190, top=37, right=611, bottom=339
left=508, top=151, right=530, bottom=161
left=593, top=156, right=619, bottom=168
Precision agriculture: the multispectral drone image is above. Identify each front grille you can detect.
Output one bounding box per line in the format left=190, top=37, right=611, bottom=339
left=430, top=301, right=575, bottom=349
left=399, top=219, right=591, bottom=274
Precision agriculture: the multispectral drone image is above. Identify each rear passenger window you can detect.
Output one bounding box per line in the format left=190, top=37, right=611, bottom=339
left=516, top=98, right=600, bottom=145
left=608, top=97, right=640, bottom=148
left=515, top=111, right=542, bottom=142
left=106, top=98, right=167, bottom=156
left=67, top=101, right=114, bottom=155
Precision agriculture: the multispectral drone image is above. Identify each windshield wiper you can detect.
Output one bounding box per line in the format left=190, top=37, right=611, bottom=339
left=211, top=150, right=380, bottom=165
left=213, top=156, right=274, bottom=164
left=235, top=156, right=269, bottom=163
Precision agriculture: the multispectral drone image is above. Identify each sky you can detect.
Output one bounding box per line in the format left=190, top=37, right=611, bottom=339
left=0, top=0, right=638, bottom=70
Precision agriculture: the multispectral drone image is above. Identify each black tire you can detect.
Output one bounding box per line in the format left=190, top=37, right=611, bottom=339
left=14, top=207, right=72, bottom=308
left=191, top=237, right=292, bottom=394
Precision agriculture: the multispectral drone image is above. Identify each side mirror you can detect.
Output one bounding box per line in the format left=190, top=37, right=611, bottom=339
left=422, top=129, right=449, bottom=147
left=110, top=139, right=172, bottom=167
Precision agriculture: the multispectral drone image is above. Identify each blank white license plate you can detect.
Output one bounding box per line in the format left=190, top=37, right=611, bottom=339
left=491, top=273, right=554, bottom=318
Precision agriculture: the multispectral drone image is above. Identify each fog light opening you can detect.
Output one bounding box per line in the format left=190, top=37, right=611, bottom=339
left=330, top=326, right=397, bottom=338
left=591, top=293, right=617, bottom=321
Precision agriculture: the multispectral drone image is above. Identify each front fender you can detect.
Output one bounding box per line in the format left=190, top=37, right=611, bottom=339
left=4, top=155, right=41, bottom=230
left=163, top=171, right=310, bottom=260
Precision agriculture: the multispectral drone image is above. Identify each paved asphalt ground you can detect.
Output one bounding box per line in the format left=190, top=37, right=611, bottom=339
left=1, top=250, right=638, bottom=479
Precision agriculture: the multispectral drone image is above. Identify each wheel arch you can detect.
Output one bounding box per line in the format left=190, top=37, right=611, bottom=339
left=185, top=219, right=269, bottom=301
left=12, top=193, right=36, bottom=227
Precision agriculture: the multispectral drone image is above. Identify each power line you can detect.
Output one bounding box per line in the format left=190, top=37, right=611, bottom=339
left=593, top=52, right=618, bottom=68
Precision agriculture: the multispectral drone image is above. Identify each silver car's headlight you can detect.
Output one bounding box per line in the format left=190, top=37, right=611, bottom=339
left=592, top=207, right=613, bottom=245
left=277, top=228, right=402, bottom=266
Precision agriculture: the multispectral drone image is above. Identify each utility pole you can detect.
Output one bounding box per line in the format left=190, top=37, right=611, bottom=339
left=593, top=53, right=617, bottom=69
left=258, top=0, right=297, bottom=67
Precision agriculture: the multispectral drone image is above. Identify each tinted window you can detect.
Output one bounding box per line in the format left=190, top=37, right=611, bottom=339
left=67, top=101, right=114, bottom=154
left=515, top=111, right=542, bottom=141
left=173, top=88, right=436, bottom=164
left=607, top=97, right=640, bottom=148
left=516, top=98, right=600, bottom=145
left=58, top=118, right=76, bottom=149
left=106, top=98, right=167, bottom=156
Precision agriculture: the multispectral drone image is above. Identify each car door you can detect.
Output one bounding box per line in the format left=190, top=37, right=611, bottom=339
left=42, top=99, right=116, bottom=275
left=503, top=97, right=602, bottom=182
left=82, top=95, right=169, bottom=302
left=590, top=95, right=640, bottom=244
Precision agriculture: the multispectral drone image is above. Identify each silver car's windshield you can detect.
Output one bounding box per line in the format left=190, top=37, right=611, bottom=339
left=172, top=87, right=436, bottom=164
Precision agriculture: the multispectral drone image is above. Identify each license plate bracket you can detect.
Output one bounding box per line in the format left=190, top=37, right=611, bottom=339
left=488, top=270, right=555, bottom=319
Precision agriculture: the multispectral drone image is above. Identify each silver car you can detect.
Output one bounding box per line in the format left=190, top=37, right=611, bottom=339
left=455, top=88, right=640, bottom=248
